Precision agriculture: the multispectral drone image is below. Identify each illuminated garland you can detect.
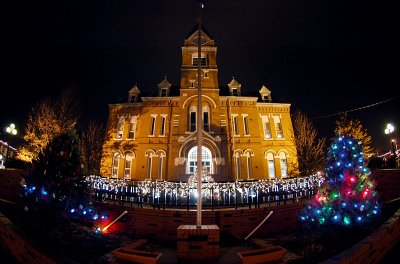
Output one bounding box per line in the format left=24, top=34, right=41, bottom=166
left=85, top=173, right=325, bottom=201
left=300, top=135, right=380, bottom=227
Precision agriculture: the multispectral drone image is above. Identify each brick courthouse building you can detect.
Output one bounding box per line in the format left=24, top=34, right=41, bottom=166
left=100, top=26, right=298, bottom=181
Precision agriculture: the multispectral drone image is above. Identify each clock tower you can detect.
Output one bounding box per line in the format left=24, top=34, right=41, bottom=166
left=180, top=24, right=219, bottom=92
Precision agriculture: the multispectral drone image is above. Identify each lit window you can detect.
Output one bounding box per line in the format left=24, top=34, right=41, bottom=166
left=273, top=116, right=283, bottom=139
left=150, top=116, right=156, bottom=136
left=187, top=146, right=212, bottom=174
left=128, top=116, right=137, bottom=139
left=116, top=117, right=125, bottom=139
left=112, top=153, right=121, bottom=178
left=243, top=115, right=249, bottom=135
left=280, top=152, right=288, bottom=177
left=262, top=116, right=272, bottom=139
left=160, top=116, right=166, bottom=136
left=267, top=153, right=275, bottom=179
left=124, top=152, right=133, bottom=178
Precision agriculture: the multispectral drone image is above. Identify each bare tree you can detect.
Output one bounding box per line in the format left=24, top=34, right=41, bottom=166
left=291, top=111, right=326, bottom=176
left=17, top=88, right=80, bottom=162
left=80, top=120, right=105, bottom=175
left=334, top=113, right=374, bottom=157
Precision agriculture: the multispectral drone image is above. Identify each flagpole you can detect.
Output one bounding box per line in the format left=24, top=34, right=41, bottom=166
left=196, top=1, right=203, bottom=228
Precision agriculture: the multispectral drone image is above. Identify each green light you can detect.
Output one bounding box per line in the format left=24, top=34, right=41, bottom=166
left=343, top=216, right=351, bottom=225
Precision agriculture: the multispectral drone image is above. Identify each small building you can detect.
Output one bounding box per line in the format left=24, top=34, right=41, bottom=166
left=0, top=140, right=17, bottom=168
left=100, top=25, right=298, bottom=181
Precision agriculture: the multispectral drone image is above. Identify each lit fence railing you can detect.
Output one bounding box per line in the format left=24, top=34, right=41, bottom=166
left=86, top=174, right=325, bottom=210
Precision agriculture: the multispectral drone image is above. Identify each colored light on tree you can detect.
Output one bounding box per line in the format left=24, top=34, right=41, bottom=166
left=300, top=135, right=380, bottom=228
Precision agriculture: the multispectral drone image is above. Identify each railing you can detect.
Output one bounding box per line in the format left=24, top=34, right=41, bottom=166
left=86, top=174, right=325, bottom=210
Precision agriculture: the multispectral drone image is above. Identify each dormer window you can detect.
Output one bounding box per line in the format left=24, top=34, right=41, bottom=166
left=158, top=76, right=171, bottom=97
left=160, top=88, right=168, bottom=97
left=231, top=88, right=239, bottom=96
left=192, top=54, right=207, bottom=67
left=128, top=85, right=141, bottom=103
left=259, top=85, right=272, bottom=102
left=228, top=77, right=242, bottom=96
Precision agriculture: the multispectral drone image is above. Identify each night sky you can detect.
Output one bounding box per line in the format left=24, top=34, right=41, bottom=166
left=1, top=0, right=399, bottom=153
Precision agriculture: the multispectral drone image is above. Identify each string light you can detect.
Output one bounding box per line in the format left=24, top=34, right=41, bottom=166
left=300, top=135, right=380, bottom=228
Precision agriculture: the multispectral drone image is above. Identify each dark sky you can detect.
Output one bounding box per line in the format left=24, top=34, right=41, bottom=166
left=0, top=0, right=399, bottom=153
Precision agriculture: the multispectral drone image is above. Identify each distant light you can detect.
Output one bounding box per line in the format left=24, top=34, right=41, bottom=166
left=385, top=123, right=394, bottom=134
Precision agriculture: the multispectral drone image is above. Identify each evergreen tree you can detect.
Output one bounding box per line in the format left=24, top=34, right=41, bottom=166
left=300, top=135, right=380, bottom=228
left=24, top=130, right=90, bottom=211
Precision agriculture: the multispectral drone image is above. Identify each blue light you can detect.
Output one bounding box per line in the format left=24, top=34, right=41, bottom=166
left=372, top=210, right=377, bottom=214
left=70, top=209, right=75, bottom=213
left=348, top=141, right=352, bottom=145
left=83, top=210, right=87, bottom=215
left=342, top=202, right=347, bottom=208
left=300, top=216, right=305, bottom=221
left=93, top=214, right=99, bottom=220
left=357, top=216, right=362, bottom=222
left=337, top=162, right=341, bottom=166
left=316, top=209, right=321, bottom=214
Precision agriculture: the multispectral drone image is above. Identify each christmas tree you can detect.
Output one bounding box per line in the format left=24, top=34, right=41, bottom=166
left=300, top=135, right=380, bottom=228
left=23, top=130, right=91, bottom=212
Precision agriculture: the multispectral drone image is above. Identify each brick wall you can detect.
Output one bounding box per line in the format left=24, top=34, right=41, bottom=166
left=322, top=208, right=400, bottom=264
left=0, top=169, right=29, bottom=203
left=0, top=212, right=56, bottom=264
left=93, top=202, right=305, bottom=241
left=372, top=169, right=400, bottom=203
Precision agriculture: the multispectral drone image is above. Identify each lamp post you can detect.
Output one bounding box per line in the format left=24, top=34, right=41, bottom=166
left=384, top=124, right=395, bottom=153
left=5, top=123, right=17, bottom=168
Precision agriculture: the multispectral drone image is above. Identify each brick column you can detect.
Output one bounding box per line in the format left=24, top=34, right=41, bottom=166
left=177, top=224, right=220, bottom=261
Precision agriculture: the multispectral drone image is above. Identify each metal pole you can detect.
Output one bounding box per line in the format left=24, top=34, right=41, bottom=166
left=196, top=1, right=203, bottom=228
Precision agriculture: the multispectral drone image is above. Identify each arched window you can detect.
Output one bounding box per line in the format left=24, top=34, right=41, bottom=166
left=244, top=150, right=254, bottom=180
left=189, top=106, right=197, bottom=132
left=157, top=150, right=166, bottom=180
left=112, top=153, right=121, bottom=178
left=124, top=152, right=133, bottom=178
left=203, top=105, right=210, bottom=131
left=266, top=152, right=275, bottom=179
left=234, top=151, right=242, bottom=180
left=187, top=146, right=212, bottom=174
left=145, top=150, right=155, bottom=179
left=280, top=152, right=288, bottom=177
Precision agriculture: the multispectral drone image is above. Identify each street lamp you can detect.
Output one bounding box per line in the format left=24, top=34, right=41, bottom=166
left=4, top=123, right=17, bottom=168
left=384, top=123, right=395, bottom=154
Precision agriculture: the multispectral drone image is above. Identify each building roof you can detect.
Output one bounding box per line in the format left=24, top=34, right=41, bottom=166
left=185, top=23, right=213, bottom=40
